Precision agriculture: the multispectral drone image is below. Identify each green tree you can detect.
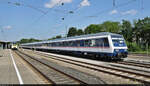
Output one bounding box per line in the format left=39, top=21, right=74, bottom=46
left=133, top=17, right=150, bottom=49
left=67, top=27, right=77, bottom=37
left=77, top=29, right=84, bottom=36
left=84, top=24, right=103, bottom=34
left=19, top=38, right=41, bottom=44
left=101, top=21, right=121, bottom=33
left=55, top=35, right=62, bottom=38
left=48, top=35, right=62, bottom=40
left=121, top=20, right=133, bottom=42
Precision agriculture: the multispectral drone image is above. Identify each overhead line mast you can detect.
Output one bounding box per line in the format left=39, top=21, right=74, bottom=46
left=141, top=0, right=144, bottom=10
left=113, top=0, right=116, bottom=7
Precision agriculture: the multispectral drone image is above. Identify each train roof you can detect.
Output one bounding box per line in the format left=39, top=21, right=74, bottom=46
left=21, top=32, right=122, bottom=45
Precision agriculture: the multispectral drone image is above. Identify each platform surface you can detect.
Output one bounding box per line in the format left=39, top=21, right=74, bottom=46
left=0, top=49, right=46, bottom=84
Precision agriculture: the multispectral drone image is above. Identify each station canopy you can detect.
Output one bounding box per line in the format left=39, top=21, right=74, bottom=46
left=0, top=41, right=10, bottom=43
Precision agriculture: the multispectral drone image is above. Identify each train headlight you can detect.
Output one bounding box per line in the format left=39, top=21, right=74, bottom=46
left=124, top=49, right=127, bottom=52
left=115, top=49, right=119, bottom=52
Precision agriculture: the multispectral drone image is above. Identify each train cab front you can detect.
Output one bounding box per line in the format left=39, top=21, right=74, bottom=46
left=111, top=35, right=128, bottom=59
left=113, top=49, right=128, bottom=58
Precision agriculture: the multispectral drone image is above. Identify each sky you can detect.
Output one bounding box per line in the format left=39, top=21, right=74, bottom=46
left=0, top=0, right=149, bottom=42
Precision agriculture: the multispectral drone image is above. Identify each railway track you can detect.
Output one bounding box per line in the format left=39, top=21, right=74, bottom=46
left=116, top=60, right=150, bottom=68
left=14, top=50, right=86, bottom=84
left=14, top=50, right=104, bottom=84
left=24, top=50, right=150, bottom=84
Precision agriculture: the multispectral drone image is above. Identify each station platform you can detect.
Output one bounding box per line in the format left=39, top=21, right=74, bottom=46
left=0, top=49, right=46, bottom=84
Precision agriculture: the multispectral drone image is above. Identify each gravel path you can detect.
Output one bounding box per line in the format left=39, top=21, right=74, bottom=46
left=127, top=54, right=150, bottom=61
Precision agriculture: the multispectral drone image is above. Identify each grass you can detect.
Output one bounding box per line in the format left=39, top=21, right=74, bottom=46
left=129, top=51, right=150, bottom=55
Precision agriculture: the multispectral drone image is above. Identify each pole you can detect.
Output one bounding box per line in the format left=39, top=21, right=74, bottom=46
left=147, top=42, right=149, bottom=56
left=141, top=0, right=144, bottom=10
left=113, top=0, right=116, bottom=7
left=66, top=25, right=68, bottom=37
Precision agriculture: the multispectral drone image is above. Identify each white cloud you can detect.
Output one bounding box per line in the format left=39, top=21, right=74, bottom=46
left=121, top=9, right=138, bottom=15
left=80, top=0, right=90, bottom=7
left=45, top=0, right=72, bottom=8
left=3, top=25, right=12, bottom=29
left=109, top=9, right=118, bottom=15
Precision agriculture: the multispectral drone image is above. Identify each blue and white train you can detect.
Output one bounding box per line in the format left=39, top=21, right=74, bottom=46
left=20, top=32, right=128, bottom=60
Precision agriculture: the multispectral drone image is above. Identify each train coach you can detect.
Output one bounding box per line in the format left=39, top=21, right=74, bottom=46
left=20, top=32, right=128, bottom=60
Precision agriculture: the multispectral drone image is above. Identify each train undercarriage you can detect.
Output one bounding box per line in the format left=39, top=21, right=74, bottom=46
left=21, top=47, right=127, bottom=61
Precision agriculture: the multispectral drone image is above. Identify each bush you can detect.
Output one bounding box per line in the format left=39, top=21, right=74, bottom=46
left=126, top=41, right=142, bottom=52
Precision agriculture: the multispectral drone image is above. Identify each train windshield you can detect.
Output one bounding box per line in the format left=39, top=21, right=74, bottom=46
left=111, top=35, right=126, bottom=47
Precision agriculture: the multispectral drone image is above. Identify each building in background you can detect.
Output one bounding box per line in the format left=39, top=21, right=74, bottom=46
left=0, top=41, right=11, bottom=49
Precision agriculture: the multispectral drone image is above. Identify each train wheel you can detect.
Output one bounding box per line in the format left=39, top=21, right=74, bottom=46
left=119, top=59, right=124, bottom=62
left=95, top=54, right=99, bottom=58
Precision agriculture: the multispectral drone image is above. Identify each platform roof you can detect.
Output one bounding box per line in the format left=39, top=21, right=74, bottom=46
left=0, top=41, right=5, bottom=43
left=0, top=41, right=10, bottom=43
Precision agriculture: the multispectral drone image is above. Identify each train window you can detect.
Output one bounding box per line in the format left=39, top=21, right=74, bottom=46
left=57, top=42, right=62, bottom=46
left=90, top=39, right=96, bottom=47
left=43, top=43, right=48, bottom=47
left=48, top=43, right=52, bottom=47
left=52, top=43, right=56, bottom=47
left=111, top=35, right=123, bottom=38
left=80, top=40, right=84, bottom=47
left=63, top=42, right=66, bottom=47
left=72, top=41, right=77, bottom=47
left=55, top=42, right=58, bottom=46
left=76, top=40, right=80, bottom=47
left=68, top=41, right=72, bottom=47
left=54, top=42, right=56, bottom=46
left=37, top=44, right=42, bottom=46
left=71, top=41, right=74, bottom=46
left=95, top=38, right=109, bottom=47
left=84, top=40, right=91, bottom=47
left=55, top=43, right=58, bottom=46
left=60, top=42, right=63, bottom=46
left=61, top=42, right=63, bottom=46
left=41, top=44, right=43, bottom=47
left=65, top=41, right=69, bottom=47
left=112, top=39, right=126, bottom=47
left=97, top=39, right=101, bottom=47
left=103, top=38, right=109, bottom=47
left=63, top=42, right=66, bottom=46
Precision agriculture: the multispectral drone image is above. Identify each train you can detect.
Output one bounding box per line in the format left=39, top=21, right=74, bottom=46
left=11, top=43, right=18, bottom=50
left=20, top=32, right=128, bottom=60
